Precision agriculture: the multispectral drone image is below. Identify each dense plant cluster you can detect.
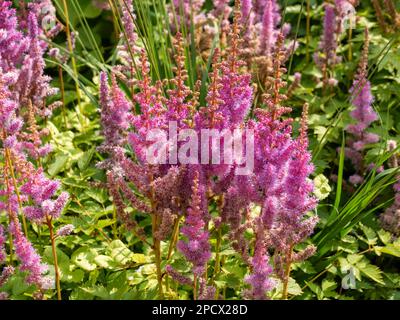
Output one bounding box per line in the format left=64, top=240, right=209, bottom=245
left=0, top=0, right=399, bottom=300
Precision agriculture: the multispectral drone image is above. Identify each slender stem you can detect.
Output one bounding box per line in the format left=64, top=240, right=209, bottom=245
left=112, top=205, right=118, bottom=240
left=348, top=26, right=353, bottom=62
left=8, top=216, right=14, bottom=265
left=61, top=0, right=84, bottom=129
left=282, top=244, right=294, bottom=300
left=193, top=274, right=198, bottom=300
left=165, top=274, right=170, bottom=295
left=152, top=214, right=164, bottom=299
left=4, top=147, right=28, bottom=237
left=301, top=268, right=330, bottom=291
left=212, top=227, right=222, bottom=282
left=167, top=216, right=181, bottom=260
left=46, top=216, right=61, bottom=300
left=148, top=170, right=164, bottom=299
left=58, top=66, right=68, bottom=129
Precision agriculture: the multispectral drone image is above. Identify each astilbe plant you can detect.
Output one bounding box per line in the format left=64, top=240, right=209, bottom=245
left=344, top=29, right=380, bottom=186
left=380, top=141, right=400, bottom=236
left=98, top=0, right=318, bottom=300
left=0, top=2, right=69, bottom=300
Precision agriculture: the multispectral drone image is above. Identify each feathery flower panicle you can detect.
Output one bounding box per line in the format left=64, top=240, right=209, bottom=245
left=241, top=0, right=253, bottom=27
left=314, top=3, right=342, bottom=86
left=224, top=36, right=318, bottom=299
left=0, top=225, right=6, bottom=263
left=345, top=29, right=379, bottom=185
left=0, top=266, right=14, bottom=287
left=0, top=2, right=29, bottom=72
left=98, top=72, right=131, bottom=169
left=244, top=241, right=274, bottom=300
left=217, top=5, right=253, bottom=127
left=116, top=0, right=141, bottom=84
left=56, top=224, right=75, bottom=237
left=165, top=264, right=193, bottom=286
left=21, top=169, right=69, bottom=223
left=380, top=141, right=400, bottom=236
left=26, top=0, right=62, bottom=39
left=177, top=171, right=211, bottom=276
left=169, top=0, right=206, bottom=32
left=16, top=12, right=59, bottom=117
left=0, top=2, right=69, bottom=294
left=9, top=222, right=50, bottom=290
left=380, top=192, right=400, bottom=236
left=198, top=278, right=216, bottom=300
left=166, top=33, right=193, bottom=126
left=335, top=0, right=356, bottom=34
left=260, top=0, right=278, bottom=56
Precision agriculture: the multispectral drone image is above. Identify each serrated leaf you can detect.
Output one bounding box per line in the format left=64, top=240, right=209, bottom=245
left=359, top=224, right=377, bottom=246
left=347, top=254, right=363, bottom=265
left=375, top=244, right=400, bottom=257
left=322, top=279, right=337, bottom=293
left=358, top=263, right=384, bottom=285
left=377, top=229, right=392, bottom=244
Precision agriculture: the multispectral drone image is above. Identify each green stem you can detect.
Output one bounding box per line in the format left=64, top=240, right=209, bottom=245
left=348, top=26, right=353, bottom=61
left=282, top=244, right=294, bottom=300
left=152, top=214, right=164, bottom=299
left=193, top=274, right=197, bottom=300
left=61, top=0, right=85, bottom=130
left=112, top=206, right=118, bottom=240
left=167, top=216, right=181, bottom=260
left=58, top=66, right=68, bottom=129
left=5, top=148, right=28, bottom=237
left=212, top=227, right=222, bottom=281
left=47, top=216, right=61, bottom=300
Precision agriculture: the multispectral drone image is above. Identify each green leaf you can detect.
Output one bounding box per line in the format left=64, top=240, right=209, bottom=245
left=42, top=246, right=70, bottom=266
left=377, top=229, right=392, bottom=244
left=60, top=266, right=85, bottom=283
left=85, top=188, right=108, bottom=204
left=375, top=244, right=400, bottom=257
left=109, top=240, right=135, bottom=265
left=287, top=277, right=303, bottom=296
left=72, top=247, right=98, bottom=271
left=358, top=263, right=384, bottom=285
left=48, top=154, right=69, bottom=176
left=359, top=224, right=377, bottom=246
left=321, top=279, right=337, bottom=293
left=94, top=255, right=118, bottom=269
left=313, top=174, right=332, bottom=200
left=78, top=148, right=95, bottom=170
